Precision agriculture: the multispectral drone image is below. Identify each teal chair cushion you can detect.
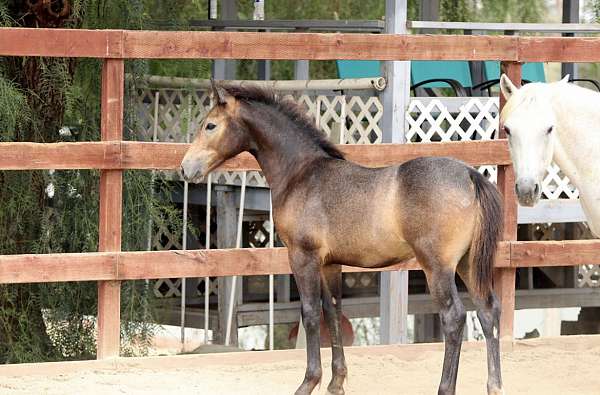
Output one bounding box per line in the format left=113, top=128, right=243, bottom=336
left=410, top=61, right=473, bottom=88
left=336, top=60, right=381, bottom=79
left=484, top=62, right=546, bottom=83
left=336, top=60, right=474, bottom=91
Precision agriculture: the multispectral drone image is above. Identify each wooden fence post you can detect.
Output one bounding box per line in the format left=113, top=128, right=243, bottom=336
left=495, top=61, right=521, bottom=342
left=97, top=58, right=124, bottom=359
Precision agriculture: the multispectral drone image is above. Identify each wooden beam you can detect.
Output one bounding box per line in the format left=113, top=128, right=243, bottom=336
left=0, top=28, right=123, bottom=58
left=0, top=28, right=519, bottom=60
left=517, top=36, right=600, bottom=62
left=5, top=28, right=600, bottom=63
left=494, top=61, right=521, bottom=342
left=511, top=240, right=600, bottom=267
left=97, top=59, right=124, bottom=360
left=121, top=140, right=512, bottom=169
left=0, top=253, right=117, bottom=283
left=118, top=249, right=422, bottom=279
left=122, top=31, right=518, bottom=60
left=0, top=244, right=512, bottom=284
left=0, top=142, right=121, bottom=170
left=0, top=140, right=511, bottom=171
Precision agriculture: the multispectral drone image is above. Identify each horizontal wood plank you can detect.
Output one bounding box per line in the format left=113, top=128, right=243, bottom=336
left=122, top=31, right=518, bottom=60
left=0, top=140, right=511, bottom=171
left=0, top=243, right=512, bottom=284
left=0, top=253, right=117, bottom=283
left=0, top=142, right=121, bottom=170
left=119, top=140, right=514, bottom=169
left=518, top=36, right=600, bottom=62
left=3, top=28, right=600, bottom=63
left=510, top=240, right=600, bottom=267
left=0, top=28, right=122, bottom=58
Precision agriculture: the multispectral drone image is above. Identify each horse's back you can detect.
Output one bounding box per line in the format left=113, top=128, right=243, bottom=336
left=276, top=157, right=483, bottom=269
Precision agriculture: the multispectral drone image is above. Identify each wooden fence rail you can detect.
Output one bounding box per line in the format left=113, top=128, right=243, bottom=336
left=2, top=240, right=600, bottom=284
left=0, top=140, right=511, bottom=170
left=2, top=28, right=600, bottom=62
left=1, top=28, right=599, bottom=358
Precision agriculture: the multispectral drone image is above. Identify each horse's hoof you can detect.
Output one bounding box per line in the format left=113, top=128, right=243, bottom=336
left=488, top=388, right=504, bottom=395
left=326, top=384, right=345, bottom=395
left=294, top=375, right=322, bottom=395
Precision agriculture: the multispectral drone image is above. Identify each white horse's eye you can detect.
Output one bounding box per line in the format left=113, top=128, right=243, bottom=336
left=546, top=126, right=553, bottom=134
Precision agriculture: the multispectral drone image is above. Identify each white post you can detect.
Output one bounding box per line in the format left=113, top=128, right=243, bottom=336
left=204, top=173, right=213, bottom=344
left=180, top=96, right=193, bottom=349
left=379, top=0, right=410, bottom=345
left=268, top=192, right=275, bottom=351
left=225, top=171, right=247, bottom=346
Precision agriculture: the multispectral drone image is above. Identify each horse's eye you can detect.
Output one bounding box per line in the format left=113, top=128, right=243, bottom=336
left=546, top=126, right=554, bottom=135
left=503, top=126, right=511, bottom=136
left=206, top=122, right=217, bottom=132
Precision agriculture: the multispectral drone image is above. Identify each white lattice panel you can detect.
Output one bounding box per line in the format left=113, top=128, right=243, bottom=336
left=578, top=265, right=600, bottom=288
left=406, top=98, right=499, bottom=142
left=346, top=96, right=383, bottom=144
left=406, top=97, right=579, bottom=200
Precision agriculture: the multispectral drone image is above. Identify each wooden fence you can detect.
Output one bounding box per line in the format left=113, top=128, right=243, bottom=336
left=2, top=28, right=600, bottom=359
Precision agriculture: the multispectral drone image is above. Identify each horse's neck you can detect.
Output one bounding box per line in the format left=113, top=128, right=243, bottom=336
left=552, top=87, right=600, bottom=192
left=242, top=104, right=327, bottom=199
left=551, top=86, right=600, bottom=226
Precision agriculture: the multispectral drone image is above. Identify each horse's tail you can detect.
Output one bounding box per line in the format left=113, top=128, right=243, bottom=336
left=468, top=168, right=503, bottom=298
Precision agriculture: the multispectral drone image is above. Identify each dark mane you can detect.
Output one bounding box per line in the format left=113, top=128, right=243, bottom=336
left=221, top=84, right=345, bottom=160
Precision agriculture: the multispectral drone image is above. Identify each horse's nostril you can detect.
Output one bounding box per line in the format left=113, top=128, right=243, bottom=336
left=514, top=183, right=520, bottom=195
left=534, top=183, right=540, bottom=195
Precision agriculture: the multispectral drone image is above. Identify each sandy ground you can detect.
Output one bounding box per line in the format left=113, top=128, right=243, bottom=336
left=1, top=335, right=599, bottom=395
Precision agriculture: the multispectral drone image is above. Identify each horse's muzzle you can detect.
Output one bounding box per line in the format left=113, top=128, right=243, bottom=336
left=180, top=159, right=206, bottom=183
left=515, top=177, right=541, bottom=207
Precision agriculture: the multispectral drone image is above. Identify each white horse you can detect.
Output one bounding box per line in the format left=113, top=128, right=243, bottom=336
left=499, top=74, right=600, bottom=237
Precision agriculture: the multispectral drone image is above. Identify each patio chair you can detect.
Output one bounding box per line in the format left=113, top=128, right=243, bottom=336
left=336, top=60, right=472, bottom=97
left=481, top=61, right=600, bottom=92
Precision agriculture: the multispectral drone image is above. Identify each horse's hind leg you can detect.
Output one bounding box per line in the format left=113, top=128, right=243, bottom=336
left=419, top=254, right=466, bottom=395
left=289, top=248, right=323, bottom=395
left=457, top=258, right=504, bottom=395
left=321, top=264, right=347, bottom=395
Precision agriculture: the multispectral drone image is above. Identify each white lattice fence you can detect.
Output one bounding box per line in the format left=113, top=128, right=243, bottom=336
left=405, top=97, right=578, bottom=200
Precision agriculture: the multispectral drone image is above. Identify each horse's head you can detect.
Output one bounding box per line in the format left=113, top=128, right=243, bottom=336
left=180, top=80, right=251, bottom=183
left=500, top=74, right=568, bottom=207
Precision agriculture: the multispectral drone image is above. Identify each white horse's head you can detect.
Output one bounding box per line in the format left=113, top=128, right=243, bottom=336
left=499, top=74, right=568, bottom=207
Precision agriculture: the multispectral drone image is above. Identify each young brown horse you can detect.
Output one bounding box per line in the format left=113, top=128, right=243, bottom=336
left=181, top=81, right=504, bottom=395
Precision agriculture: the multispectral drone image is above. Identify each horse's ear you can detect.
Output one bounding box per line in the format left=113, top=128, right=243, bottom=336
left=500, top=74, right=518, bottom=100
left=210, top=78, right=228, bottom=105
left=559, top=74, right=570, bottom=84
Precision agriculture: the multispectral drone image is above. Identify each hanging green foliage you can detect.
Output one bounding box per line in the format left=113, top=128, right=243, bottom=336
left=0, top=0, right=192, bottom=363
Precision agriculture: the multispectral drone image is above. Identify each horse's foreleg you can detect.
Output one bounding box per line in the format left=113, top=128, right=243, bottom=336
left=321, top=264, right=347, bottom=395
left=424, top=266, right=466, bottom=395
left=290, top=248, right=322, bottom=395
left=457, top=261, right=504, bottom=395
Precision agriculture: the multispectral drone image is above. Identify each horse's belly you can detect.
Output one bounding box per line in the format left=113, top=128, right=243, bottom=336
left=328, top=237, right=414, bottom=268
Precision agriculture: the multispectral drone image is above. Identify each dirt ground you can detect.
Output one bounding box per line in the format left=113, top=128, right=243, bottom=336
left=1, top=335, right=599, bottom=395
